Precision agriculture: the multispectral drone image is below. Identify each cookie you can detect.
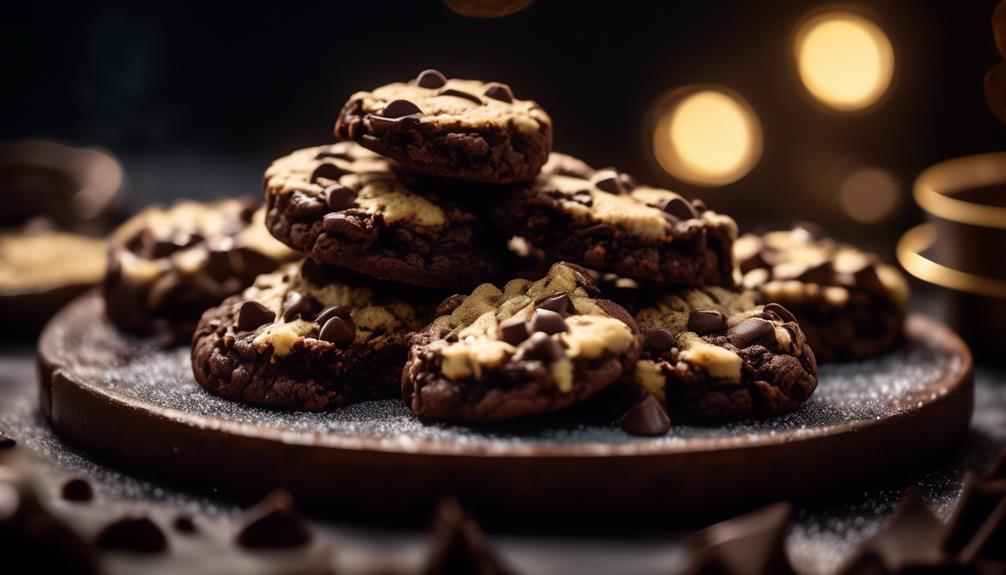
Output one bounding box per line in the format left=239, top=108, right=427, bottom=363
left=264, top=143, right=502, bottom=289
left=104, top=199, right=296, bottom=337
left=631, top=288, right=818, bottom=421
left=735, top=224, right=909, bottom=362
left=192, top=259, right=430, bottom=410
left=492, top=163, right=737, bottom=286
left=0, top=139, right=123, bottom=233
left=0, top=227, right=106, bottom=336
left=334, top=69, right=552, bottom=183
left=402, top=262, right=643, bottom=422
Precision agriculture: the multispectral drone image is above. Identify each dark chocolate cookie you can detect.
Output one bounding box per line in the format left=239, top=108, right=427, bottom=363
left=264, top=143, right=502, bottom=290
left=735, top=224, right=909, bottom=362
left=402, top=262, right=643, bottom=422
left=493, top=163, right=737, bottom=286
left=631, top=287, right=818, bottom=421
left=104, top=199, right=296, bottom=338
left=334, top=70, right=552, bottom=183
left=192, top=259, right=430, bottom=410
left=0, top=227, right=106, bottom=336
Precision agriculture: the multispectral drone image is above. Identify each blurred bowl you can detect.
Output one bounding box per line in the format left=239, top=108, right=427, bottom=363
left=898, top=223, right=1006, bottom=361
left=914, top=152, right=1006, bottom=281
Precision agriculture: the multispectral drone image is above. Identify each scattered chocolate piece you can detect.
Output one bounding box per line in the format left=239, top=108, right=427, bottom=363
left=423, top=497, right=511, bottom=575
left=173, top=515, right=198, bottom=534
left=687, top=310, right=725, bottom=335
left=645, top=328, right=675, bottom=353
left=60, top=478, right=93, bottom=503
left=538, top=293, right=571, bottom=317
left=325, top=183, right=356, bottom=211
left=380, top=99, right=423, bottom=118
left=438, top=88, right=483, bottom=105
left=761, top=303, right=796, bottom=324
left=483, top=82, right=514, bottom=103
left=237, top=301, right=275, bottom=332
left=728, top=318, right=777, bottom=348
left=499, top=316, right=530, bottom=346
left=282, top=291, right=322, bottom=322
left=319, top=315, right=356, bottom=348
left=528, top=309, right=568, bottom=335
left=840, top=489, right=947, bottom=573
left=683, top=502, right=796, bottom=575
left=663, top=197, right=699, bottom=222
left=0, top=432, right=14, bottom=449
left=514, top=332, right=563, bottom=362
left=236, top=490, right=312, bottom=550
left=95, top=517, right=168, bottom=553
left=618, top=396, right=671, bottom=436
left=417, top=69, right=448, bottom=89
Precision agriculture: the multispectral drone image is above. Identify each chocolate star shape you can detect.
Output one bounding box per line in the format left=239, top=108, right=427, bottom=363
left=682, top=502, right=796, bottom=575
left=423, top=497, right=513, bottom=575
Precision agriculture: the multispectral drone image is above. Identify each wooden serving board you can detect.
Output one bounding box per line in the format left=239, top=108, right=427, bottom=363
left=37, top=292, right=974, bottom=515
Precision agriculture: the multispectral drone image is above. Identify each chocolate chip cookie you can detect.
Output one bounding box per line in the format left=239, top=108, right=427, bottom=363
left=493, top=164, right=737, bottom=286
left=631, top=288, right=818, bottom=421
left=402, top=262, right=643, bottom=422
left=735, top=224, right=909, bottom=361
left=264, top=143, right=502, bottom=289
left=334, top=69, right=552, bottom=183
left=192, top=259, right=429, bottom=410
left=104, top=199, right=296, bottom=337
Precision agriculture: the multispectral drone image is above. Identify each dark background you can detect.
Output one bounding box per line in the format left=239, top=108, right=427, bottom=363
left=3, top=1, right=1003, bottom=256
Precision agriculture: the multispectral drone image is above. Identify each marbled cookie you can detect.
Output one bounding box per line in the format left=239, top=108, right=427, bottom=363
left=632, top=288, right=818, bottom=421
left=264, top=143, right=501, bottom=289
left=104, top=199, right=296, bottom=337
left=334, top=69, right=551, bottom=183
left=735, top=224, right=909, bottom=361
left=402, top=262, right=643, bottom=422
left=493, top=163, right=737, bottom=286
left=192, top=259, right=430, bottom=410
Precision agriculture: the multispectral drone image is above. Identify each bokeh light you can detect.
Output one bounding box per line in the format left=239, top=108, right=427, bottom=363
left=651, top=87, right=762, bottom=187
left=838, top=166, right=900, bottom=223
left=795, top=12, right=894, bottom=112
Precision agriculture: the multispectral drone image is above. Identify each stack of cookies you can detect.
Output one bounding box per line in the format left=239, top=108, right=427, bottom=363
left=101, top=70, right=908, bottom=431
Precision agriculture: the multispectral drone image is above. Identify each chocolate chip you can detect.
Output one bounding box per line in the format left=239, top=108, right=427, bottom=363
left=322, top=212, right=371, bottom=241
left=684, top=503, right=795, bottom=575
left=0, top=432, right=14, bottom=449
left=95, top=517, right=167, bottom=553
left=315, top=305, right=351, bottom=325
left=762, top=303, right=796, bottom=323
left=282, top=292, right=322, bottom=322
left=619, top=396, right=671, bottom=436
left=380, top=99, right=423, bottom=118
left=499, top=316, right=530, bottom=346
left=592, top=170, right=625, bottom=195
left=237, top=490, right=312, bottom=550
left=61, top=479, right=93, bottom=503
left=529, top=309, right=568, bottom=335
left=687, top=310, right=726, bottom=335
left=237, top=301, right=275, bottom=332
left=728, top=318, right=777, bottom=348
left=538, top=294, right=571, bottom=317
left=424, top=497, right=508, bottom=575
left=325, top=184, right=356, bottom=212
left=416, top=69, right=448, bottom=89
left=645, top=328, right=676, bottom=353
left=663, top=196, right=699, bottom=221
left=798, top=260, right=835, bottom=285
left=319, top=315, right=355, bottom=348
left=173, top=515, right=197, bottom=534
left=514, top=332, right=564, bottom=362
left=483, top=82, right=514, bottom=103
left=435, top=294, right=466, bottom=317
left=205, top=248, right=233, bottom=281
left=310, top=162, right=347, bottom=184
left=437, top=88, right=483, bottom=105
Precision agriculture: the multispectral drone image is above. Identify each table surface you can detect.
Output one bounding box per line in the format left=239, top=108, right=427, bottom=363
left=1, top=299, right=1004, bottom=575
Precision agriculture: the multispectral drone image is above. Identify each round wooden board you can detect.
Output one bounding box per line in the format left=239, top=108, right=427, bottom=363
left=37, top=292, right=974, bottom=515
